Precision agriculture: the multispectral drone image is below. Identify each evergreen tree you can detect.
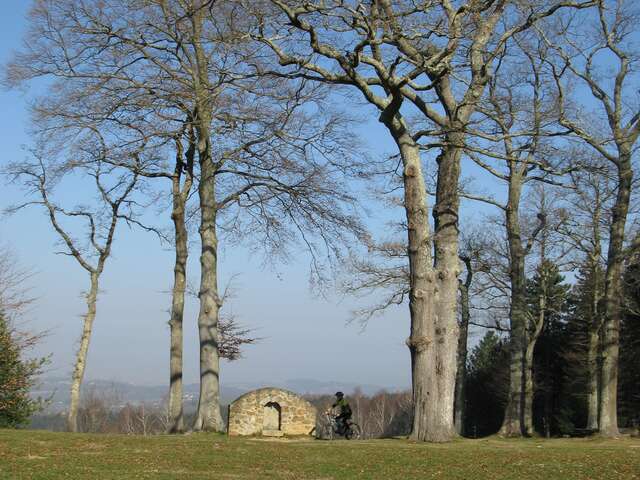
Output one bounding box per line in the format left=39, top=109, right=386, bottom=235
left=528, top=261, right=574, bottom=436
left=620, top=254, right=640, bottom=428
left=464, top=332, right=509, bottom=437
left=564, top=263, right=606, bottom=432
left=0, top=311, right=48, bottom=427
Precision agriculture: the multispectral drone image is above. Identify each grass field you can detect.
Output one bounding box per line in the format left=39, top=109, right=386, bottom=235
left=1, top=429, right=639, bottom=479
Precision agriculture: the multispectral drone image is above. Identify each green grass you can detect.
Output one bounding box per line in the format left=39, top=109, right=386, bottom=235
left=1, top=429, right=639, bottom=479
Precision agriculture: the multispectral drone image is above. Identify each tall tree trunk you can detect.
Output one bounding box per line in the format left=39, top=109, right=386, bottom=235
left=500, top=180, right=526, bottom=437
left=600, top=161, right=632, bottom=437
left=192, top=140, right=224, bottom=432
left=167, top=181, right=188, bottom=434
left=191, top=4, right=223, bottom=433
left=385, top=108, right=461, bottom=443
left=192, top=127, right=224, bottom=431
left=455, top=276, right=470, bottom=436
left=585, top=325, right=601, bottom=431
left=585, top=232, right=603, bottom=431
left=67, top=272, right=99, bottom=433
left=523, top=279, right=546, bottom=436
left=167, top=133, right=194, bottom=434
left=430, top=133, right=463, bottom=442
left=394, top=134, right=438, bottom=442
left=586, top=213, right=604, bottom=431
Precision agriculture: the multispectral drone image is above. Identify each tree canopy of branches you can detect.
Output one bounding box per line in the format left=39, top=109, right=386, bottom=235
left=5, top=0, right=365, bottom=433
left=246, top=0, right=595, bottom=442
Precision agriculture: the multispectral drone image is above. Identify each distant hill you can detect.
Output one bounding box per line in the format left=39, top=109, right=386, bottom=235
left=33, top=376, right=406, bottom=413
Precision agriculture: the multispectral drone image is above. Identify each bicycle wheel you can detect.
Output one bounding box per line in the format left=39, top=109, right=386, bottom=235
left=345, top=422, right=361, bottom=440
left=321, top=420, right=334, bottom=440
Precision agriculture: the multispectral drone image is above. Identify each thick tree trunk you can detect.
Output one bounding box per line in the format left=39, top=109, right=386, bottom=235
left=429, top=133, right=463, bottom=442
left=67, top=272, right=99, bottom=433
left=394, top=135, right=438, bottom=442
left=192, top=150, right=224, bottom=432
left=191, top=5, right=223, bottom=433
left=501, top=293, right=526, bottom=437
left=167, top=187, right=188, bottom=434
left=455, top=281, right=470, bottom=436
left=600, top=161, right=632, bottom=437
left=384, top=99, right=462, bottom=443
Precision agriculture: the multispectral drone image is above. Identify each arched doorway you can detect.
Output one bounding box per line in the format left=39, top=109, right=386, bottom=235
left=263, top=401, right=282, bottom=433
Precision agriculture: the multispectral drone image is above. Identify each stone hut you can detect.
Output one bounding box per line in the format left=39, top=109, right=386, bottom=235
left=227, top=387, right=317, bottom=437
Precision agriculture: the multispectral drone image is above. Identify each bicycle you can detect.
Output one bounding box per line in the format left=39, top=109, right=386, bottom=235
left=320, top=411, right=362, bottom=440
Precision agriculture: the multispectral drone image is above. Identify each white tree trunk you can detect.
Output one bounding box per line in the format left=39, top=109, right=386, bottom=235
left=67, top=272, right=99, bottom=433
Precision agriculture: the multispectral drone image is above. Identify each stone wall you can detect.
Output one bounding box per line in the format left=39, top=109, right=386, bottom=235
left=228, top=387, right=317, bottom=436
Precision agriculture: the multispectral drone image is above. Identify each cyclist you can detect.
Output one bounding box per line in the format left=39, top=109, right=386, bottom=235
left=331, top=391, right=352, bottom=434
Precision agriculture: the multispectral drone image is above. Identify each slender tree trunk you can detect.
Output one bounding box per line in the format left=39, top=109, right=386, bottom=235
left=167, top=184, right=188, bottom=434
left=544, top=383, right=552, bottom=438
left=586, top=329, right=601, bottom=431
left=586, top=250, right=603, bottom=431
left=585, top=200, right=603, bottom=432
left=500, top=180, right=526, bottom=437
left=600, top=160, right=632, bottom=437
left=192, top=129, right=224, bottom=431
left=523, top=281, right=546, bottom=436
left=455, top=279, right=470, bottom=436
left=523, top=341, right=535, bottom=436
left=67, top=272, right=99, bottom=433
left=167, top=134, right=194, bottom=434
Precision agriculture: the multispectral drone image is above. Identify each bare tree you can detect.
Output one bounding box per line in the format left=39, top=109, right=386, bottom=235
left=461, top=33, right=572, bottom=436
left=6, top=142, right=140, bottom=433
left=559, top=162, right=616, bottom=430
left=540, top=0, right=640, bottom=436
left=454, top=234, right=483, bottom=436
left=250, top=0, right=595, bottom=441
left=6, top=0, right=365, bottom=433
left=0, top=245, right=35, bottom=321
left=522, top=187, right=571, bottom=435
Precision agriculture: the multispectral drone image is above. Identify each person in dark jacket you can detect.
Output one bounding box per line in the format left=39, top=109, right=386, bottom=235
left=331, top=391, right=352, bottom=434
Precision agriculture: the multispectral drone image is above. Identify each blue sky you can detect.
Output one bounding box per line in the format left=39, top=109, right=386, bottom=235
left=0, top=1, right=626, bottom=402
left=0, top=1, right=522, bottom=395
left=0, top=1, right=421, bottom=390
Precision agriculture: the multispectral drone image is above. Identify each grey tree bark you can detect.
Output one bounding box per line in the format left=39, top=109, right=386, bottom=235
left=167, top=130, right=195, bottom=434
left=600, top=162, right=632, bottom=437
left=500, top=181, right=528, bottom=437
left=191, top=6, right=224, bottom=430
